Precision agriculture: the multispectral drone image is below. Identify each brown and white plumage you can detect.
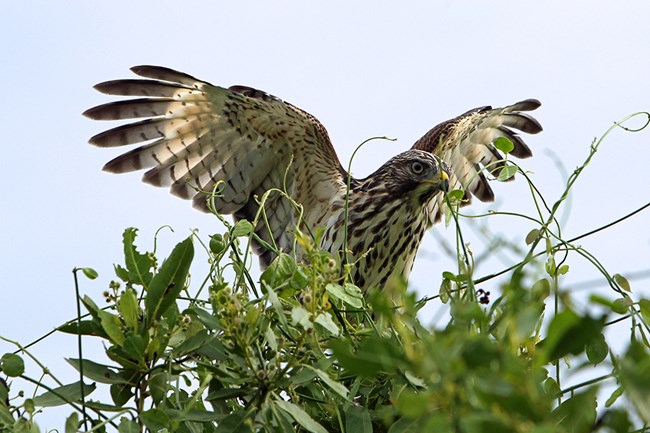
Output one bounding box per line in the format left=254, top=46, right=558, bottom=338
left=84, top=66, right=541, bottom=290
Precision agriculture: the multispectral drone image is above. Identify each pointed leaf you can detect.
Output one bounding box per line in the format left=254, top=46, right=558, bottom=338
left=145, top=236, right=194, bottom=323
left=121, top=228, right=153, bottom=286
left=33, top=381, right=96, bottom=407
left=275, top=399, right=328, bottom=433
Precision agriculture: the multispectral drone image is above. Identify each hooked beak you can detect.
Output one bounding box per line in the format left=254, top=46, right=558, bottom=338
left=421, top=170, right=449, bottom=192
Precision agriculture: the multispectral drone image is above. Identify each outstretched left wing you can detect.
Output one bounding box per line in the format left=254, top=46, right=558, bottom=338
left=84, top=66, right=348, bottom=267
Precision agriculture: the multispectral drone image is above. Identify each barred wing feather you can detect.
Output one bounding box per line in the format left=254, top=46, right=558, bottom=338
left=84, top=66, right=347, bottom=266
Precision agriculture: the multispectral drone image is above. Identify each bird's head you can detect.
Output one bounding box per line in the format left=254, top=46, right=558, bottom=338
left=362, top=150, right=449, bottom=202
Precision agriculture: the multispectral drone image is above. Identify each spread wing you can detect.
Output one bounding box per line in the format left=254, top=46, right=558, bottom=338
left=411, top=99, right=542, bottom=221
left=84, top=65, right=347, bottom=266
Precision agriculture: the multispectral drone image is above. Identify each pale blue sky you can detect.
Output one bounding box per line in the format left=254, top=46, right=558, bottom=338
left=1, top=1, right=649, bottom=429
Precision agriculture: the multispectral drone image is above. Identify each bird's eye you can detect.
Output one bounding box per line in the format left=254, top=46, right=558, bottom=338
left=410, top=161, right=426, bottom=175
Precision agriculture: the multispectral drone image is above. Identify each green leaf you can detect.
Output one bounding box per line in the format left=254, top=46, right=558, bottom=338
left=65, top=412, right=79, bottom=433
left=557, top=264, right=569, bottom=275
left=275, top=399, right=329, bottom=433
left=80, top=267, right=98, bottom=280
left=140, top=408, right=171, bottom=432
left=215, top=411, right=253, bottom=433
left=33, top=381, right=96, bottom=407
left=552, top=388, right=597, bottom=433
left=525, top=229, right=540, bottom=245
left=304, top=366, right=348, bottom=398
left=209, top=234, right=226, bottom=255
left=118, top=417, right=140, bottom=433
left=345, top=405, right=372, bottom=433
left=66, top=358, right=127, bottom=384
left=446, top=189, right=465, bottom=201
left=98, top=310, right=126, bottom=346
left=118, top=288, right=140, bottom=330
left=538, top=310, right=604, bottom=362
left=110, top=382, right=133, bottom=406
left=57, top=319, right=107, bottom=338
left=261, top=253, right=297, bottom=289
left=1, top=353, right=24, bottom=377
left=497, top=164, right=518, bottom=181
left=314, top=312, right=340, bottom=336
left=613, top=273, right=631, bottom=292
left=494, top=136, right=515, bottom=154
left=291, top=306, right=313, bottom=330
left=145, top=236, right=194, bottom=324
left=639, top=299, right=650, bottom=324
left=586, top=333, right=608, bottom=365
left=121, top=228, right=153, bottom=286
left=325, top=283, right=363, bottom=308
left=396, top=389, right=428, bottom=418
left=439, top=278, right=451, bottom=304
left=232, top=219, right=254, bottom=237
left=612, top=297, right=632, bottom=314
left=619, top=341, right=650, bottom=422
left=605, top=385, right=624, bottom=407
left=600, top=409, right=632, bottom=433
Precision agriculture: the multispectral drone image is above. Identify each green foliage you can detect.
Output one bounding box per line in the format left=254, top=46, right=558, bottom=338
left=1, top=113, right=650, bottom=432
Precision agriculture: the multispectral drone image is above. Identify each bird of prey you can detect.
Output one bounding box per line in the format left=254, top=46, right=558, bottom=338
left=84, top=66, right=541, bottom=291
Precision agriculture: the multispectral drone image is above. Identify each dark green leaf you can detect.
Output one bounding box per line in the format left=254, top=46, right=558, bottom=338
left=122, top=228, right=153, bottom=286
left=57, top=319, right=107, bottom=338
left=122, top=334, right=147, bottom=361
left=140, top=408, right=171, bottom=432
left=110, top=382, right=133, bottom=406
left=345, top=405, right=372, bottom=433
left=600, top=408, right=632, bottom=433
left=459, top=413, right=512, bottom=433
left=65, top=412, right=79, bottom=433
left=33, top=381, right=96, bottom=407
left=98, top=310, right=126, bottom=346
left=66, top=358, right=126, bottom=384
left=552, top=388, right=597, bottom=433
left=585, top=333, right=608, bottom=365
left=275, top=399, right=328, bottom=433
left=118, top=418, right=140, bottom=433
left=494, top=136, right=515, bottom=154
left=1, top=353, right=24, bottom=377
left=304, top=366, right=348, bottom=398
left=539, top=310, right=604, bottom=362
left=172, top=330, right=213, bottom=356
left=619, top=341, right=650, bottom=422
left=215, top=411, right=253, bottom=433
left=209, top=234, right=226, bottom=255
left=145, top=236, right=194, bottom=323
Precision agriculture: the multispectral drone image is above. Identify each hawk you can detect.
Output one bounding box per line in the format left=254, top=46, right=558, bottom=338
left=84, top=66, right=541, bottom=290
